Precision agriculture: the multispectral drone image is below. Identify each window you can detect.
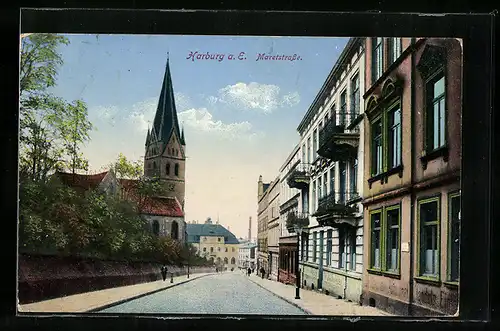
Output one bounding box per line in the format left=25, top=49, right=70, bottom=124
left=339, top=162, right=347, bottom=203
left=339, top=228, right=346, bottom=269
left=312, top=232, right=317, bottom=262
left=302, top=145, right=306, bottom=165
left=313, top=129, right=318, bottom=161
left=371, top=119, right=383, bottom=176
left=419, top=198, right=440, bottom=277
left=386, top=206, right=400, bottom=272
left=307, top=137, right=311, bottom=163
left=231, top=257, right=236, bottom=265
left=323, top=173, right=328, bottom=196
left=388, top=105, right=402, bottom=168
left=340, top=91, right=347, bottom=126
left=312, top=181, right=316, bottom=212
left=318, top=177, right=322, bottom=199
left=153, top=161, right=157, bottom=169
left=331, top=103, right=337, bottom=124
left=171, top=221, right=179, bottom=240
left=225, top=247, right=228, bottom=252
left=349, top=229, right=357, bottom=271
left=203, top=247, right=206, bottom=252
left=329, top=166, right=335, bottom=193
left=326, top=230, right=333, bottom=266
left=350, top=159, right=358, bottom=198
left=426, top=73, right=446, bottom=151
left=371, top=210, right=382, bottom=269
left=449, top=193, right=461, bottom=282
left=389, top=38, right=402, bottom=64
left=224, top=257, right=228, bottom=264
left=217, top=238, right=221, bottom=242
left=351, top=74, right=360, bottom=117
left=152, top=220, right=160, bottom=236
left=210, top=247, right=214, bottom=253
left=175, top=163, right=179, bottom=176
left=302, top=190, right=309, bottom=213
left=372, top=37, right=384, bottom=82
left=218, top=247, right=221, bottom=252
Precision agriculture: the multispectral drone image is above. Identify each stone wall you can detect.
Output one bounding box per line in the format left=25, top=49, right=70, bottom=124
left=18, top=253, right=213, bottom=304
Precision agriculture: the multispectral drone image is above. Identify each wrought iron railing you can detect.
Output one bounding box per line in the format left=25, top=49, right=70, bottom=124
left=285, top=212, right=310, bottom=233
left=286, top=163, right=312, bottom=189
left=318, top=110, right=359, bottom=148
left=314, top=190, right=360, bottom=217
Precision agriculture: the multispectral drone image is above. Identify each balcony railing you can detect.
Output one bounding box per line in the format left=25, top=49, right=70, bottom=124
left=317, top=110, right=360, bottom=161
left=285, top=212, right=310, bottom=233
left=313, top=190, right=359, bottom=219
left=286, top=163, right=311, bottom=190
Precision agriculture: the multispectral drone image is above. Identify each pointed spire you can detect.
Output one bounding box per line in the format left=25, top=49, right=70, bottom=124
left=145, top=126, right=151, bottom=146
left=180, top=124, right=186, bottom=145
left=151, top=56, right=182, bottom=150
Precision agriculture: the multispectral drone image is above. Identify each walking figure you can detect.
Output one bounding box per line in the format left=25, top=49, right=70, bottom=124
left=161, top=265, right=167, bottom=281
left=260, top=267, right=265, bottom=279
left=247, top=267, right=251, bottom=276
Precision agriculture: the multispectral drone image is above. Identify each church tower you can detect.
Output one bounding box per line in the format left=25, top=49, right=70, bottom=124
left=144, top=57, right=186, bottom=209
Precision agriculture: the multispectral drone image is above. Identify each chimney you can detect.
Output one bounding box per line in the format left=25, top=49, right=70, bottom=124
left=248, top=216, right=252, bottom=241
left=257, top=175, right=264, bottom=200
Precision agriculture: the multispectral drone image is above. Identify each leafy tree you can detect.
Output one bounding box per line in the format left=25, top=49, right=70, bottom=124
left=111, top=153, right=143, bottom=179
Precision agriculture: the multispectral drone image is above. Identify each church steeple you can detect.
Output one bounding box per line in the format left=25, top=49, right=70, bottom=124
left=150, top=57, right=182, bottom=150
left=180, top=125, right=186, bottom=145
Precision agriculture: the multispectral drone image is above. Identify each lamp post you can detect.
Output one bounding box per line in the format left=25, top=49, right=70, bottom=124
left=294, top=224, right=303, bottom=300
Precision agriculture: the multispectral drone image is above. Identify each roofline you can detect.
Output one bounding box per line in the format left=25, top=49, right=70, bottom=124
left=296, top=37, right=364, bottom=134
left=279, top=144, right=300, bottom=173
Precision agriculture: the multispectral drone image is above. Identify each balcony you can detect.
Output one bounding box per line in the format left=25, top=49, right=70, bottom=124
left=313, top=190, right=360, bottom=227
left=286, top=163, right=311, bottom=190
left=317, top=110, right=360, bottom=161
left=285, top=212, right=310, bottom=233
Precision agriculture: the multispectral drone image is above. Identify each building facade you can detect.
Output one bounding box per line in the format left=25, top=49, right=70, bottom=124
left=278, top=145, right=301, bottom=285
left=267, top=177, right=280, bottom=280
left=362, top=37, right=462, bottom=316
left=292, top=37, right=366, bottom=303
left=186, top=218, right=239, bottom=269
left=238, top=242, right=257, bottom=270
left=257, top=175, right=271, bottom=276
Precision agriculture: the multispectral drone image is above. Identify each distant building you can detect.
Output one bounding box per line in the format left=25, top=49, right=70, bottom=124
left=267, top=176, right=280, bottom=281
left=257, top=175, right=271, bottom=276
left=186, top=218, right=240, bottom=269
left=238, top=242, right=257, bottom=270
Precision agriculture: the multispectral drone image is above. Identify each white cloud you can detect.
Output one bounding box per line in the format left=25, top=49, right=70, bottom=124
left=210, top=82, right=300, bottom=113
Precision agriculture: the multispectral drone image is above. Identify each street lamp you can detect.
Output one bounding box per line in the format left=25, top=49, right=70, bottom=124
left=294, top=224, right=304, bottom=300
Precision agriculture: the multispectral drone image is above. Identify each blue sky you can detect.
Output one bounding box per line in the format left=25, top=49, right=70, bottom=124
left=48, top=34, right=348, bottom=239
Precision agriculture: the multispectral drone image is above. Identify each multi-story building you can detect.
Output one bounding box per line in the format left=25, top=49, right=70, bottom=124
left=238, top=242, right=257, bottom=270
left=257, top=175, right=271, bottom=275
left=278, top=145, right=302, bottom=285
left=362, top=37, right=462, bottom=316
left=186, top=218, right=239, bottom=269
left=267, top=177, right=280, bottom=280
left=291, top=37, right=366, bottom=303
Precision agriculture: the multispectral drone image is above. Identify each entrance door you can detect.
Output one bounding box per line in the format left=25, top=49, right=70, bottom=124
left=318, top=231, right=324, bottom=289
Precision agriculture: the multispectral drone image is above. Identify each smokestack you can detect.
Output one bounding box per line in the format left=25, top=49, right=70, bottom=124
left=248, top=216, right=252, bottom=241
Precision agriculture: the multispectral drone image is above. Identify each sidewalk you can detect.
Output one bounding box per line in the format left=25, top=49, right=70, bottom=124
left=247, top=274, right=392, bottom=316
left=18, top=272, right=214, bottom=313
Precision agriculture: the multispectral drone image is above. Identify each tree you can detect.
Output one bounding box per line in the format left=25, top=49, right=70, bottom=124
left=111, top=153, right=143, bottom=180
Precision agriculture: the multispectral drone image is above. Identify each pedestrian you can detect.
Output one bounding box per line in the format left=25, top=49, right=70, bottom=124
left=260, top=267, right=265, bottom=279
left=247, top=267, right=251, bottom=276
left=161, top=265, right=167, bottom=281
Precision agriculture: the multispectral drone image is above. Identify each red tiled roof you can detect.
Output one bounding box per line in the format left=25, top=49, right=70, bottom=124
left=118, top=178, right=184, bottom=218
left=55, top=171, right=108, bottom=192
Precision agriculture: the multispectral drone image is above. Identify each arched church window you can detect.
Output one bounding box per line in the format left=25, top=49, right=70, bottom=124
left=152, top=220, right=160, bottom=236
left=171, top=221, right=179, bottom=240
left=231, top=257, right=236, bottom=265
left=224, top=257, right=229, bottom=264
left=166, top=163, right=170, bottom=175
left=153, top=161, right=157, bottom=169
left=175, top=163, right=179, bottom=176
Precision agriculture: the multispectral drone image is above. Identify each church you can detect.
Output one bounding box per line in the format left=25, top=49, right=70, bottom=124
left=53, top=58, right=188, bottom=243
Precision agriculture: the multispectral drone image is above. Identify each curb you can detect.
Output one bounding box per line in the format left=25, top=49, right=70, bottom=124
left=246, top=276, right=313, bottom=315
left=87, top=273, right=216, bottom=312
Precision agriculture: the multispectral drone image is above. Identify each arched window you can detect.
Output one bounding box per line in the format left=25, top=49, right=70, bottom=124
left=216, top=257, right=221, bottom=264
left=175, top=163, right=179, bottom=176
left=210, top=247, right=214, bottom=253
left=231, top=257, right=236, bottom=265
left=166, top=163, right=170, bottom=175
left=152, top=220, right=160, bottom=236
left=225, top=247, right=228, bottom=252
left=171, top=221, right=179, bottom=240
left=153, top=161, right=157, bottom=169
left=224, top=257, right=228, bottom=264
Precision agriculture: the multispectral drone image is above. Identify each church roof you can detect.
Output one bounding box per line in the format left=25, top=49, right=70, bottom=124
left=118, top=178, right=184, bottom=217
left=149, top=58, right=183, bottom=149
left=54, top=171, right=108, bottom=193
left=186, top=223, right=240, bottom=244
